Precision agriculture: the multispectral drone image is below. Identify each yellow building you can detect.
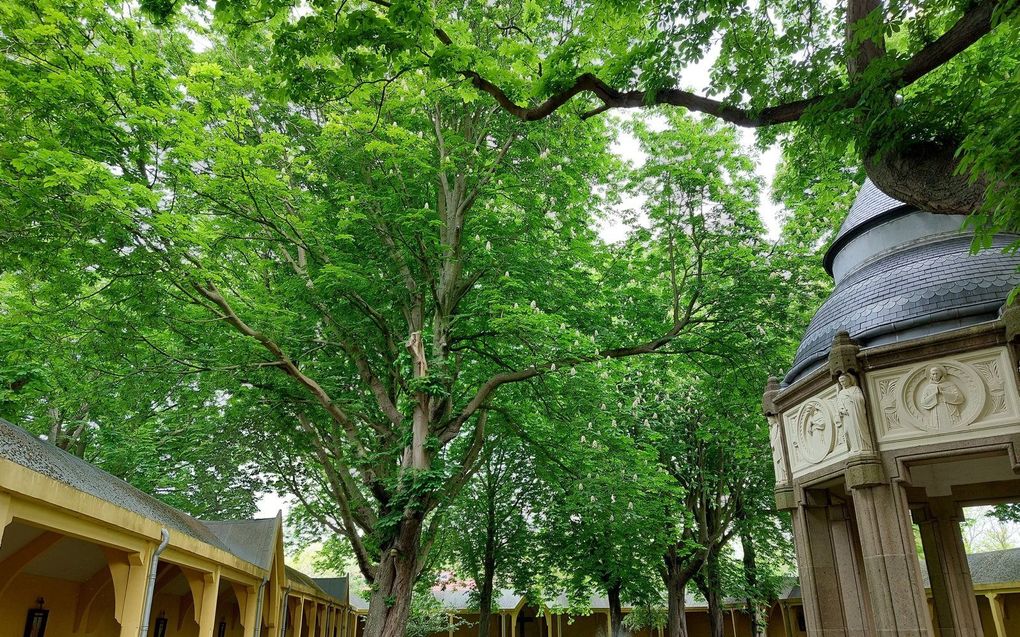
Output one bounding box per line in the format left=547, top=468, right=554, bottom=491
left=0, top=418, right=355, bottom=637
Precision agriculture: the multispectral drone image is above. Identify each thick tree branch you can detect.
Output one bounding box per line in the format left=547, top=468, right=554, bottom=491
left=451, top=0, right=1009, bottom=126
left=191, top=281, right=374, bottom=455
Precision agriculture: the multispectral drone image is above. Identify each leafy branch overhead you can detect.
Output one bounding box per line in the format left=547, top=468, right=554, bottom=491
left=144, top=0, right=1019, bottom=217
left=0, top=3, right=812, bottom=636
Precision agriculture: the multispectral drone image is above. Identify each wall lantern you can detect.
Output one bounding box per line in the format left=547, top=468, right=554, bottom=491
left=153, top=612, right=168, bottom=637
left=23, top=598, right=48, bottom=637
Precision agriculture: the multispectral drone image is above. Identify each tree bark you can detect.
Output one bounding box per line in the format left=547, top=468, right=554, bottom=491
left=664, top=549, right=689, bottom=637
left=477, top=516, right=497, bottom=637
left=363, top=515, right=424, bottom=637
left=695, top=550, right=725, bottom=637
left=607, top=582, right=625, bottom=637
left=740, top=530, right=764, bottom=637
left=864, top=142, right=986, bottom=215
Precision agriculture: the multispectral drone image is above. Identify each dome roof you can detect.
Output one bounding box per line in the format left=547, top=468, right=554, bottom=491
left=822, top=179, right=911, bottom=274
left=784, top=179, right=1020, bottom=386
left=785, top=235, right=1020, bottom=384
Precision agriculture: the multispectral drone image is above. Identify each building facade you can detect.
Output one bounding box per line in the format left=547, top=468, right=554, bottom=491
left=765, top=179, right=1020, bottom=636
left=0, top=418, right=354, bottom=637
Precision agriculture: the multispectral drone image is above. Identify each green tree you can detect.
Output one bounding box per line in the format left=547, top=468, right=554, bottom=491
left=146, top=0, right=1019, bottom=218
left=617, top=114, right=806, bottom=637
left=443, top=425, right=541, bottom=637
left=0, top=4, right=779, bottom=636
left=529, top=371, right=674, bottom=637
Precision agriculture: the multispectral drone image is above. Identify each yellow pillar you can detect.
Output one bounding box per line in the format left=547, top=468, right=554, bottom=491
left=293, top=599, right=305, bottom=637
left=235, top=583, right=259, bottom=637
left=111, top=546, right=155, bottom=637
left=986, top=593, right=1007, bottom=637
left=557, top=614, right=563, bottom=637
left=306, top=601, right=317, bottom=637
left=197, top=569, right=222, bottom=637
left=510, top=611, right=518, bottom=637
left=0, top=492, right=12, bottom=545
left=779, top=603, right=794, bottom=637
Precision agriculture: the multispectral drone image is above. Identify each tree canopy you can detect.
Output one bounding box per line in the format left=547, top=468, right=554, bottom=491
left=139, top=0, right=1020, bottom=221
left=1, top=1, right=852, bottom=637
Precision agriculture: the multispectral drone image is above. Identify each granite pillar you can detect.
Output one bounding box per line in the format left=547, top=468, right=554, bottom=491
left=851, top=480, right=933, bottom=636
left=914, top=498, right=982, bottom=637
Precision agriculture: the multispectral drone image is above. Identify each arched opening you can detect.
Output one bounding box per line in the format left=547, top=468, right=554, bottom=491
left=147, top=562, right=201, bottom=637
left=0, top=520, right=118, bottom=636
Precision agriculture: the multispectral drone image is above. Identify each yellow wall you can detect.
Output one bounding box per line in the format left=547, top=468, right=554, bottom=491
left=150, top=590, right=200, bottom=637
left=0, top=572, right=119, bottom=637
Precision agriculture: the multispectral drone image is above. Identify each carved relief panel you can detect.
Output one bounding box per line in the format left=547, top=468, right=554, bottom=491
left=782, top=383, right=849, bottom=477
left=866, top=347, right=1020, bottom=449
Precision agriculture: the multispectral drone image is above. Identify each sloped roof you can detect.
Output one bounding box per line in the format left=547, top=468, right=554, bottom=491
left=823, top=179, right=911, bottom=273
left=785, top=235, right=1020, bottom=384
left=920, top=547, right=1020, bottom=588
left=313, top=577, right=350, bottom=604
left=0, top=417, right=229, bottom=550
left=203, top=518, right=280, bottom=571
left=287, top=566, right=332, bottom=597
left=0, top=418, right=299, bottom=579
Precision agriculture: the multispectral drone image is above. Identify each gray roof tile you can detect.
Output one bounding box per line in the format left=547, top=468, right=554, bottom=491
left=0, top=418, right=228, bottom=549
left=785, top=235, right=1020, bottom=385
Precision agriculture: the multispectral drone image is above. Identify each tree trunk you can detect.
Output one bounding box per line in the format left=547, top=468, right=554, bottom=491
left=607, top=582, right=625, bottom=637
left=696, top=550, right=725, bottom=637
left=477, top=552, right=496, bottom=637
left=864, top=142, right=986, bottom=215
left=740, top=529, right=764, bottom=637
left=363, top=516, right=424, bottom=637
left=664, top=549, right=689, bottom=637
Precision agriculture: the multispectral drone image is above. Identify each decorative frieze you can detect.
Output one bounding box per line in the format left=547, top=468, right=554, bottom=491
left=783, top=383, right=848, bottom=477
left=866, top=347, right=1020, bottom=449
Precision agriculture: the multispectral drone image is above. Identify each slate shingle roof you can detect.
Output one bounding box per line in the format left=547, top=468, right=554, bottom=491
left=204, top=518, right=280, bottom=571
left=823, top=179, right=911, bottom=274
left=313, top=577, right=350, bottom=604
left=786, top=236, right=1020, bottom=384
left=0, top=417, right=229, bottom=549
left=286, top=566, right=331, bottom=597
left=0, top=418, right=287, bottom=578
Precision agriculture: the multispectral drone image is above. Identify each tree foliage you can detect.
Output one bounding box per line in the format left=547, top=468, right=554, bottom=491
left=1, top=2, right=831, bottom=636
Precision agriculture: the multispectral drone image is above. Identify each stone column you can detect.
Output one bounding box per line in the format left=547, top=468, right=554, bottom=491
left=789, top=489, right=870, bottom=635
left=850, top=480, right=933, bottom=636
left=828, top=501, right=872, bottom=634
left=914, top=498, right=982, bottom=637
